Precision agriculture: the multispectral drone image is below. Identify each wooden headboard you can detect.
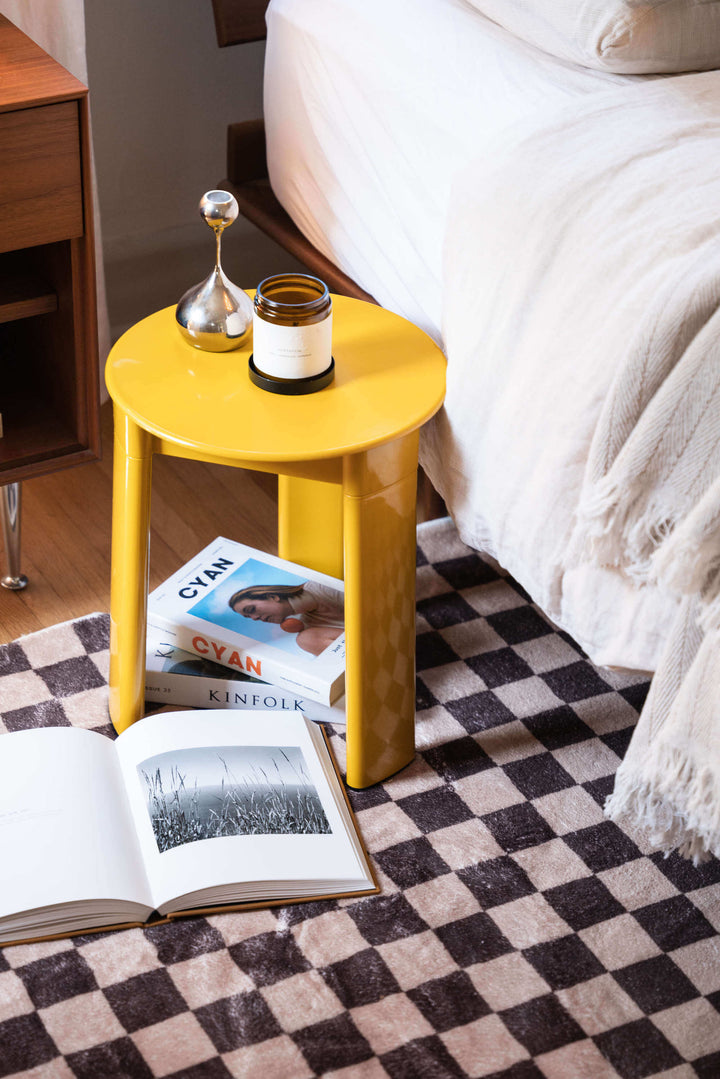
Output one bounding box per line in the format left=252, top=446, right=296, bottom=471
left=211, top=0, right=269, bottom=46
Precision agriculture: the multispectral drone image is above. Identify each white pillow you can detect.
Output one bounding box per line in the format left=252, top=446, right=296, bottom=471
left=465, top=0, right=720, bottom=74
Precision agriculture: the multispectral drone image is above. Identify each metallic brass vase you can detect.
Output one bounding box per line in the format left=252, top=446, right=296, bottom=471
left=175, top=190, right=253, bottom=352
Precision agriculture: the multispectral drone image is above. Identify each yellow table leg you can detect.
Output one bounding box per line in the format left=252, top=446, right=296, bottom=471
left=343, top=433, right=419, bottom=788
left=109, top=408, right=152, bottom=734
left=278, top=473, right=343, bottom=580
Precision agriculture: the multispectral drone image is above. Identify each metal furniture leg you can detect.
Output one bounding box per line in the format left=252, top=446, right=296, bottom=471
left=1, top=482, right=28, bottom=590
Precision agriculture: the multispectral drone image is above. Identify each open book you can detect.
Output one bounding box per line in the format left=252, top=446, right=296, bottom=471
left=0, top=710, right=376, bottom=945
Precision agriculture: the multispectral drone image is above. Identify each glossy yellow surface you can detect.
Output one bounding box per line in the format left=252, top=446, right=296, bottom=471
left=105, top=298, right=446, bottom=463
left=106, top=295, right=446, bottom=788
left=278, top=475, right=344, bottom=580
left=342, top=440, right=419, bottom=787
left=109, top=414, right=152, bottom=727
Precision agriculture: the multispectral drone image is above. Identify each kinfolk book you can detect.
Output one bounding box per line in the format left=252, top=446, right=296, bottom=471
left=0, top=710, right=376, bottom=946
left=148, top=538, right=345, bottom=707
left=145, top=626, right=346, bottom=725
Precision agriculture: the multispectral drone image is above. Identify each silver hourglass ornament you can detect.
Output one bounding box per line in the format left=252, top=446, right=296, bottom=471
left=175, top=190, right=253, bottom=351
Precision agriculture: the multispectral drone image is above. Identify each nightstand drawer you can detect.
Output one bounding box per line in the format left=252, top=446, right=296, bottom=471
left=0, top=101, right=83, bottom=254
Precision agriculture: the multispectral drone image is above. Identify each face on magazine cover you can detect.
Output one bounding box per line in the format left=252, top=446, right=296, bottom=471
left=228, top=582, right=344, bottom=657
left=189, top=559, right=344, bottom=657
left=230, top=592, right=294, bottom=624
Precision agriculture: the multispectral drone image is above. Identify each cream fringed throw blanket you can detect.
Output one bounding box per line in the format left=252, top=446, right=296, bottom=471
left=421, top=71, right=720, bottom=858
left=579, top=288, right=720, bottom=860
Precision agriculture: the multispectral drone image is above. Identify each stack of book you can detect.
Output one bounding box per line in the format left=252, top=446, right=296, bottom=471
left=146, top=538, right=347, bottom=725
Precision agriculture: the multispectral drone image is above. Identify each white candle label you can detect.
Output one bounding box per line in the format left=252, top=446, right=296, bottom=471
left=253, top=312, right=332, bottom=379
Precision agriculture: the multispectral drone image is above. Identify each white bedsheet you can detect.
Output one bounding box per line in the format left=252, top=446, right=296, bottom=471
left=263, top=0, right=677, bottom=673
left=264, top=0, right=636, bottom=344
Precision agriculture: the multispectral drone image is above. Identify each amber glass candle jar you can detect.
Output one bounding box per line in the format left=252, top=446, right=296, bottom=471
left=252, top=274, right=333, bottom=386
left=252, top=274, right=334, bottom=384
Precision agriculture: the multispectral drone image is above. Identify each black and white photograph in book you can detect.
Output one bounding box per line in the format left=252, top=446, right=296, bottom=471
left=138, top=745, right=331, bottom=853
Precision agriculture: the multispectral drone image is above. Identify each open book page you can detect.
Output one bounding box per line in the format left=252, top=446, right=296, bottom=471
left=0, top=728, right=154, bottom=934
left=113, top=710, right=373, bottom=914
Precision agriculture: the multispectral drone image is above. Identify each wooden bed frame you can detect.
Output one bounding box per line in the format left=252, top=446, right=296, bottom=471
left=211, top=0, right=269, bottom=47
left=210, top=0, right=445, bottom=518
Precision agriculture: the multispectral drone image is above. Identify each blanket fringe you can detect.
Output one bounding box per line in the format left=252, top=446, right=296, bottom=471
left=574, top=477, right=679, bottom=586
left=576, top=475, right=626, bottom=535
left=605, top=739, right=720, bottom=863
left=651, top=529, right=720, bottom=617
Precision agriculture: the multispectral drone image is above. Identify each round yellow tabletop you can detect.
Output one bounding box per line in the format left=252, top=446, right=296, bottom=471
left=105, top=296, right=446, bottom=463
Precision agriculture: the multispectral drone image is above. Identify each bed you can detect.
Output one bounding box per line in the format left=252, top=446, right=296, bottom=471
left=213, top=0, right=720, bottom=860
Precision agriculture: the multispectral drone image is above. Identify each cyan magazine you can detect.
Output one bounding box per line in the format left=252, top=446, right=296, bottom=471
left=147, top=538, right=345, bottom=706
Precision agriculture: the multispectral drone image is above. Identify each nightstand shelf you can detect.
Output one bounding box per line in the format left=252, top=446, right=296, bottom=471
left=0, top=272, right=57, bottom=325
left=0, top=392, right=80, bottom=471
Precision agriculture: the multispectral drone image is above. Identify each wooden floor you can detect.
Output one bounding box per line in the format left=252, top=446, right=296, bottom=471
left=0, top=402, right=279, bottom=643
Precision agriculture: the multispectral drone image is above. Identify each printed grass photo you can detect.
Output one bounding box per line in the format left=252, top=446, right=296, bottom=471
left=138, top=744, right=331, bottom=853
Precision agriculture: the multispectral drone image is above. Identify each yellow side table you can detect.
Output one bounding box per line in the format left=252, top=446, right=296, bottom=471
left=105, top=296, right=446, bottom=788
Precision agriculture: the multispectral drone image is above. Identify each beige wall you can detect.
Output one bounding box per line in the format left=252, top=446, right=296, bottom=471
left=84, top=0, right=299, bottom=341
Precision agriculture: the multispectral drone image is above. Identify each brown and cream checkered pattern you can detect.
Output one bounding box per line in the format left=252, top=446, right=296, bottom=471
left=1, top=518, right=719, bottom=1078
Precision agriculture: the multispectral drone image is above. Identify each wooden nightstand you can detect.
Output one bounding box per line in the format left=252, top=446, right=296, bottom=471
left=0, top=15, right=100, bottom=589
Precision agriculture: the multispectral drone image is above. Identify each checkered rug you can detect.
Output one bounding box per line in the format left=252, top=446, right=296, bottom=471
left=1, top=518, right=720, bottom=1079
